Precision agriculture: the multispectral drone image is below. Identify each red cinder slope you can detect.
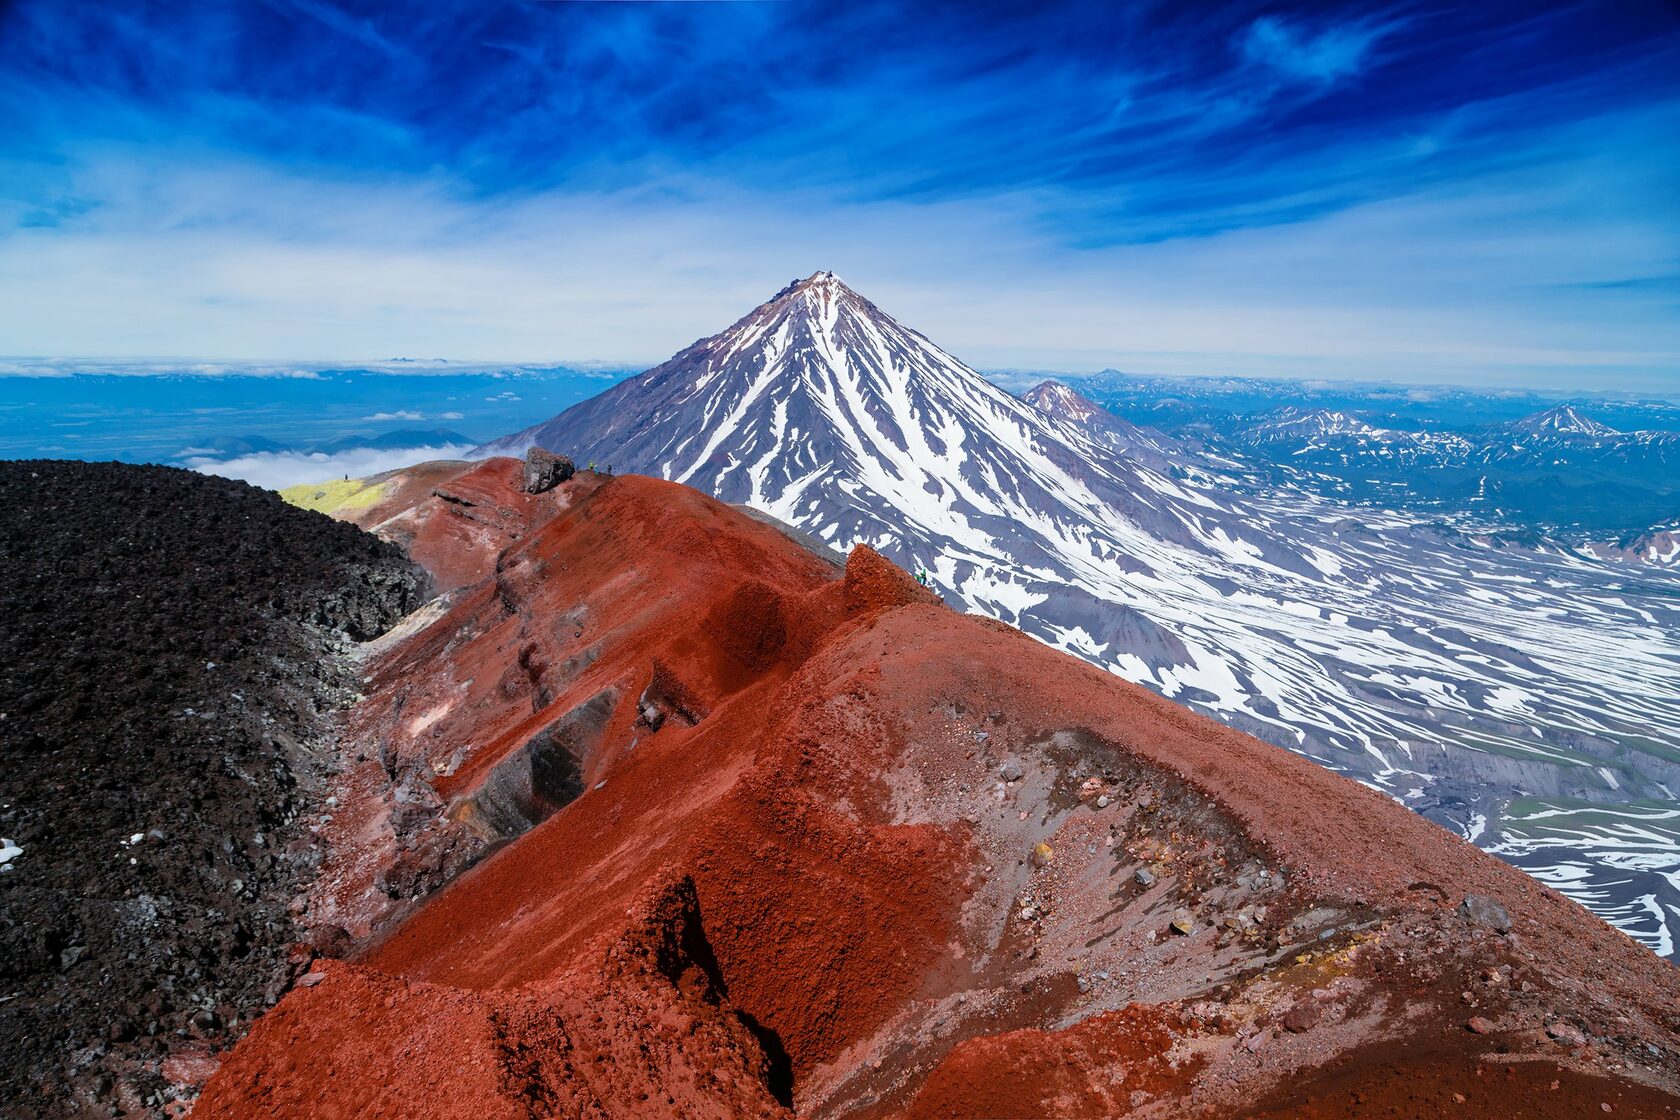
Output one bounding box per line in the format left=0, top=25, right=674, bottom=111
left=308, top=456, right=574, bottom=593
left=198, top=469, right=1680, bottom=1119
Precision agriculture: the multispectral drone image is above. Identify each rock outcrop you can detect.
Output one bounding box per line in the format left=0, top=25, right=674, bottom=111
left=522, top=447, right=574, bottom=494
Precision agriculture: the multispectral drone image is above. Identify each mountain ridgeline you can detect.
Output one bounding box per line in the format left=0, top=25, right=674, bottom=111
left=480, top=272, right=1680, bottom=960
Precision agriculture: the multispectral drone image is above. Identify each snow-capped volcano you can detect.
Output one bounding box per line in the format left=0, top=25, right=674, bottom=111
left=1019, top=379, right=1178, bottom=464
left=1503, top=404, right=1619, bottom=440
left=1022, top=379, right=1105, bottom=425
left=481, top=272, right=1230, bottom=581
left=483, top=273, right=1680, bottom=958
left=484, top=272, right=1092, bottom=539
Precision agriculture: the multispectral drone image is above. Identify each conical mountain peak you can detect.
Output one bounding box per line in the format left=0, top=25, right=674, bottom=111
left=757, top=270, right=852, bottom=316
left=479, top=269, right=1064, bottom=508
left=667, top=270, right=982, bottom=409
left=795, top=269, right=844, bottom=290
left=1506, top=404, right=1617, bottom=438
left=766, top=269, right=855, bottom=320
left=751, top=270, right=889, bottom=340
left=1023, top=379, right=1103, bottom=422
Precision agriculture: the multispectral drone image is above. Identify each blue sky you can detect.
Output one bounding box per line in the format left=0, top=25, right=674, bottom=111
left=1, top=0, right=1677, bottom=388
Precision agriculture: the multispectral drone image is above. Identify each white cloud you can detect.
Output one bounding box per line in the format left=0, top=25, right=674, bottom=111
left=365, top=409, right=425, bottom=421
left=2, top=115, right=1676, bottom=390
left=438, top=410, right=464, bottom=419
left=1239, top=15, right=1400, bottom=84
left=0, top=357, right=325, bottom=378
left=182, top=443, right=476, bottom=491
left=0, top=357, right=622, bottom=379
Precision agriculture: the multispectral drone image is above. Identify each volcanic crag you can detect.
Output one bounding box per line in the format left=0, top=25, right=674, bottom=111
left=0, top=461, right=425, bottom=1119
left=180, top=461, right=1680, bottom=1118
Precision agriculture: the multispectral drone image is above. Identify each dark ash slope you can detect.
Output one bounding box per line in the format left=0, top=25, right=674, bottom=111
left=0, top=461, right=425, bottom=1118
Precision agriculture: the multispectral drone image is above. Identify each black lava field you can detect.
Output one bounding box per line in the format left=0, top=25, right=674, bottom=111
left=0, top=461, right=424, bottom=1118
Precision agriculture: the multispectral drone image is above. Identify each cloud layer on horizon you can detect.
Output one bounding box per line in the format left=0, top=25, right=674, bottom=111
left=183, top=443, right=477, bottom=492
left=1, top=0, right=1677, bottom=389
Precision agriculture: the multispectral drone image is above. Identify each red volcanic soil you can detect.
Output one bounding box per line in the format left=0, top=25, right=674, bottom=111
left=319, top=457, right=574, bottom=593
left=197, top=462, right=1680, bottom=1118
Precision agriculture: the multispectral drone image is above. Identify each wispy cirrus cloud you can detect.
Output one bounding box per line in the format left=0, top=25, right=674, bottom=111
left=0, top=0, right=1676, bottom=388
left=1238, top=13, right=1403, bottom=84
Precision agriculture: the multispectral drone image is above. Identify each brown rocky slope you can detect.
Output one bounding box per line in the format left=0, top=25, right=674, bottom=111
left=196, top=460, right=1680, bottom=1118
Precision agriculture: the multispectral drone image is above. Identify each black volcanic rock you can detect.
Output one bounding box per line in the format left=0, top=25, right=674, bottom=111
left=0, top=460, right=425, bottom=1118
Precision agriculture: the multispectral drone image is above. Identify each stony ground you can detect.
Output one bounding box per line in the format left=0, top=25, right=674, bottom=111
left=0, top=460, right=425, bottom=1118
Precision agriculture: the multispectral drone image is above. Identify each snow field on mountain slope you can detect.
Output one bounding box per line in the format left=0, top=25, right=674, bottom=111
left=1487, top=799, right=1680, bottom=957
left=647, top=278, right=1680, bottom=805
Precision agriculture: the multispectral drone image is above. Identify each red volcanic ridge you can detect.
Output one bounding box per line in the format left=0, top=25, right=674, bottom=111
left=199, top=462, right=1680, bottom=1119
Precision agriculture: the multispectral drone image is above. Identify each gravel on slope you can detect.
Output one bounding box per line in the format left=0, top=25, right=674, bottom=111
left=0, top=460, right=426, bottom=1118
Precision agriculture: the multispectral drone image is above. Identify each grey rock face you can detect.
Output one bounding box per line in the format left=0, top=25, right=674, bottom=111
left=522, top=447, right=574, bottom=493
left=1458, top=894, right=1513, bottom=934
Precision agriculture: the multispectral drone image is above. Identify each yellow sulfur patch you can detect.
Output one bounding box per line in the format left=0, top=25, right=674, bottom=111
left=279, top=475, right=388, bottom=516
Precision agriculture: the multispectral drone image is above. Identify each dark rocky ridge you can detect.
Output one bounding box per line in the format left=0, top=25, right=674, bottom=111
left=0, top=461, right=426, bottom=1118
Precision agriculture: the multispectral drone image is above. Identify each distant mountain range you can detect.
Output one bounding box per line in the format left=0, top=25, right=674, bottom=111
left=1214, top=403, right=1680, bottom=536
left=1057, top=371, right=1680, bottom=539
left=1073, top=367, right=1680, bottom=434
left=1237, top=401, right=1674, bottom=461
left=480, top=272, right=1680, bottom=959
